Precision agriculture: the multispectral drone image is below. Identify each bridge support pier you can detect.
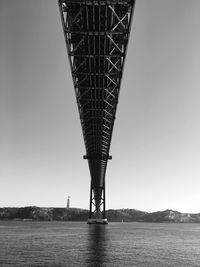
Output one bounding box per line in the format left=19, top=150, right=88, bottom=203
left=58, top=0, right=135, bottom=226
left=87, top=182, right=108, bottom=224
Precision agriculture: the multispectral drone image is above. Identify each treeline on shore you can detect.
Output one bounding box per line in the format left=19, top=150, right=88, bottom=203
left=1, top=207, right=200, bottom=223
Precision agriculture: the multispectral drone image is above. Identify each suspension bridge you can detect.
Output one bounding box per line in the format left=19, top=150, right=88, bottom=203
left=58, top=0, right=135, bottom=224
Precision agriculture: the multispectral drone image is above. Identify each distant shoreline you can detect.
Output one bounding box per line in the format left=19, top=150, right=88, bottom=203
left=1, top=207, right=200, bottom=223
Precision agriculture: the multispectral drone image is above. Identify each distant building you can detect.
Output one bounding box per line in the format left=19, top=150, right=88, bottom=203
left=66, top=196, right=70, bottom=209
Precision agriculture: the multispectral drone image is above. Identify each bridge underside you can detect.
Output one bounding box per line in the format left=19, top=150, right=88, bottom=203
left=58, top=0, right=135, bottom=223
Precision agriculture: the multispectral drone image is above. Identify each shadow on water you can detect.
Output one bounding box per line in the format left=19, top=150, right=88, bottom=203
left=85, top=225, right=109, bottom=267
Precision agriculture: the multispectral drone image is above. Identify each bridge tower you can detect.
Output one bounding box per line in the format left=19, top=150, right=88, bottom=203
left=58, top=0, right=135, bottom=224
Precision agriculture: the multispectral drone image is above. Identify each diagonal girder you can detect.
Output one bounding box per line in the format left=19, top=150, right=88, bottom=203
left=58, top=0, right=135, bottom=221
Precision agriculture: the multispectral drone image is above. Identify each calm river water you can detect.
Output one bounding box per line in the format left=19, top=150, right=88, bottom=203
left=0, top=221, right=200, bottom=266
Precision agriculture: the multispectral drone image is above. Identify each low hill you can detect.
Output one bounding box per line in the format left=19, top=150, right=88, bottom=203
left=141, top=209, right=200, bottom=223
left=106, top=209, right=147, bottom=222
left=0, top=207, right=88, bottom=221
left=1, top=207, right=200, bottom=223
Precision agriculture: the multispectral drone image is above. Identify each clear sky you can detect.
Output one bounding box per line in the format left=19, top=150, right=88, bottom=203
left=1, top=0, right=200, bottom=213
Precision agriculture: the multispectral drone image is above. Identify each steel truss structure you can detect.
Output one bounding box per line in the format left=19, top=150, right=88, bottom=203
left=58, top=0, right=135, bottom=222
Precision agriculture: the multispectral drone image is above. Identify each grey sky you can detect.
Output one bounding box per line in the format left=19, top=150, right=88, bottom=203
left=1, top=0, right=200, bottom=212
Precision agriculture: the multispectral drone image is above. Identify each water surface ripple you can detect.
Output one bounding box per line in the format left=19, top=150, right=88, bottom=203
left=0, top=221, right=200, bottom=266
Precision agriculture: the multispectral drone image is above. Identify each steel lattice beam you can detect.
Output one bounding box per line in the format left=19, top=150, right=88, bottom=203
left=58, top=0, right=135, bottom=223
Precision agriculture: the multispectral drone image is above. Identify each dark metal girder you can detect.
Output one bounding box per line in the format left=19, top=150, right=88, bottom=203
left=58, top=0, right=136, bottom=221
left=61, top=0, right=134, bottom=5
left=83, top=155, right=112, bottom=160
left=69, top=53, right=125, bottom=57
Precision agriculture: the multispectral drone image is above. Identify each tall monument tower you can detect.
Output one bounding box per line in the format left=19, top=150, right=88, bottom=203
left=66, top=196, right=70, bottom=209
